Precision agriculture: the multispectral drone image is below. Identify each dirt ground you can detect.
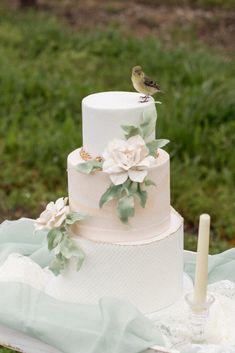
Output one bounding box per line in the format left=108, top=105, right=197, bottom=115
left=8, top=0, right=235, bottom=51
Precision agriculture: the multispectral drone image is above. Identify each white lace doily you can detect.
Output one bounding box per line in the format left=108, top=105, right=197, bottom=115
left=150, top=280, right=235, bottom=353
left=0, top=253, right=52, bottom=290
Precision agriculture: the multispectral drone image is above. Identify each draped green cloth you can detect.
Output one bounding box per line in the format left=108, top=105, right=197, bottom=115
left=184, top=247, right=235, bottom=284
left=0, top=219, right=164, bottom=353
left=0, top=283, right=162, bottom=353
left=0, top=218, right=234, bottom=353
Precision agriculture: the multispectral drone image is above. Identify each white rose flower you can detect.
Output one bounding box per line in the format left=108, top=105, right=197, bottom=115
left=102, top=135, right=155, bottom=185
left=35, top=197, right=69, bottom=231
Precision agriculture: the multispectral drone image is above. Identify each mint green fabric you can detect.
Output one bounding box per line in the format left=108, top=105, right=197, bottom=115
left=0, top=283, right=163, bottom=353
left=184, top=247, right=235, bottom=283
left=0, top=219, right=164, bottom=353
left=0, top=218, right=53, bottom=267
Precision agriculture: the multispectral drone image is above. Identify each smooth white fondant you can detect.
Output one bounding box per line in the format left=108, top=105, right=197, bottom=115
left=82, top=91, right=156, bottom=157
left=45, top=209, right=184, bottom=313
left=67, top=148, right=171, bottom=242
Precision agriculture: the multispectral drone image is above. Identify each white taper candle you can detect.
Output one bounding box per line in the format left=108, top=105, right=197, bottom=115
left=193, top=214, right=210, bottom=305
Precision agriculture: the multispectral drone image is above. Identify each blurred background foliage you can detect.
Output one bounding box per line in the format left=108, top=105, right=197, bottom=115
left=0, top=0, right=234, bottom=265
left=0, top=348, right=18, bottom=353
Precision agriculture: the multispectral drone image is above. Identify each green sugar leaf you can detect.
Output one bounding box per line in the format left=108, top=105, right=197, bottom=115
left=76, top=159, right=103, bottom=174
left=59, top=236, right=84, bottom=260
left=49, top=258, right=61, bottom=276
left=49, top=235, right=85, bottom=275
left=146, top=139, right=170, bottom=156
left=144, top=179, right=156, bottom=187
left=140, top=108, right=157, bottom=139
left=47, top=228, right=64, bottom=251
left=76, top=250, right=86, bottom=271
left=121, top=125, right=141, bottom=139
left=122, top=178, right=132, bottom=189
left=124, top=181, right=138, bottom=196
left=136, top=184, right=148, bottom=208
left=99, top=184, right=123, bottom=208
left=66, top=212, right=88, bottom=225
left=117, top=195, right=135, bottom=224
left=49, top=254, right=68, bottom=276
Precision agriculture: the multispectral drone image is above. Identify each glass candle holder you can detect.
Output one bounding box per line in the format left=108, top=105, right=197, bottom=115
left=185, top=293, right=215, bottom=343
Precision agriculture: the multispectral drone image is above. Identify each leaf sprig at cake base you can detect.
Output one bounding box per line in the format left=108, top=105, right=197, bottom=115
left=37, top=91, right=184, bottom=313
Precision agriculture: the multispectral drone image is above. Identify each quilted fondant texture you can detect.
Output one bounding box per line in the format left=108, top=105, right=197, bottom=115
left=46, top=209, right=183, bottom=313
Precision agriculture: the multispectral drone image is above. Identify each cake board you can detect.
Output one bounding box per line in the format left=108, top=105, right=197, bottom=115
left=0, top=324, right=62, bottom=353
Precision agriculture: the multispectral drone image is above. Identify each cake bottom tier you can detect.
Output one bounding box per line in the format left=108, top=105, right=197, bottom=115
left=46, top=208, right=184, bottom=313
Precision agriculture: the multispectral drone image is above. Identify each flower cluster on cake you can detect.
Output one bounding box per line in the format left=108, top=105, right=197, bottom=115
left=36, top=91, right=184, bottom=313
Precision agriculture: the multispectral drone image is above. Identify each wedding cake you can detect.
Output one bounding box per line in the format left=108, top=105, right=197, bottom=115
left=44, top=91, right=184, bottom=313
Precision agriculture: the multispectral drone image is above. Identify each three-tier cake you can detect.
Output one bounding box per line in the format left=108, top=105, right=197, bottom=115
left=46, top=91, right=184, bottom=313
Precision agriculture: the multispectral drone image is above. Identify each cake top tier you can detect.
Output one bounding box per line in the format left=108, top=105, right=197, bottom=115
left=82, top=91, right=156, bottom=157
left=83, top=91, right=154, bottom=109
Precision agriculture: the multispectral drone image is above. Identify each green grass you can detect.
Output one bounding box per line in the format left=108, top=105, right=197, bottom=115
left=0, top=348, right=18, bottom=353
left=0, top=6, right=235, bottom=256
left=137, top=0, right=235, bottom=7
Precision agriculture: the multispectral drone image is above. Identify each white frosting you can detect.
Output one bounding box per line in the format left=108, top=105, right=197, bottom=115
left=45, top=209, right=184, bottom=313
left=82, top=91, right=156, bottom=157
left=67, top=148, right=171, bottom=242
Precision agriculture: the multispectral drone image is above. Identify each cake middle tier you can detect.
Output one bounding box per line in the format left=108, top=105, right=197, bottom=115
left=67, top=147, right=171, bottom=242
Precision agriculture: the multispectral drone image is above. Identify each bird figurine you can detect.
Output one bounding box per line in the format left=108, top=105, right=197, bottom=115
left=131, top=65, right=161, bottom=103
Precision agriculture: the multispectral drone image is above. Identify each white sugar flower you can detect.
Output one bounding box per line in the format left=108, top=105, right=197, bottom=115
left=102, top=135, right=155, bottom=185
left=35, top=197, right=69, bottom=231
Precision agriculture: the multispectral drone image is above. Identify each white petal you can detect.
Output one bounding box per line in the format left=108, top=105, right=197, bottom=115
left=128, top=169, right=147, bottom=183
left=132, top=147, right=141, bottom=165
left=115, top=153, right=130, bottom=170
left=103, top=139, right=127, bottom=159
left=38, top=209, right=51, bottom=222
left=110, top=172, right=128, bottom=185
left=136, top=155, right=155, bottom=169
left=55, top=197, right=65, bottom=211
left=53, top=213, right=66, bottom=228
left=136, top=159, right=150, bottom=169
left=103, top=159, right=124, bottom=174
left=47, top=214, right=56, bottom=226
left=46, top=201, right=56, bottom=212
